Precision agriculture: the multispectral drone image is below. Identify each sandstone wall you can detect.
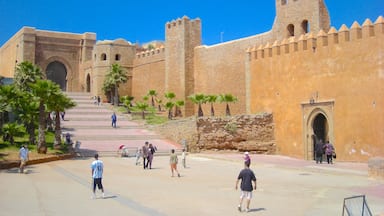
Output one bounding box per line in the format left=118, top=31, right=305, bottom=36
left=132, top=48, right=166, bottom=100
left=248, top=18, right=384, bottom=161
left=196, top=113, right=275, bottom=153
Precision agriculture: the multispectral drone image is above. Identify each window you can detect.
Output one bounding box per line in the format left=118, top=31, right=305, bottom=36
left=101, top=53, right=107, bottom=61
left=287, top=24, right=295, bottom=37
left=302, top=20, right=309, bottom=34
left=115, top=54, right=121, bottom=61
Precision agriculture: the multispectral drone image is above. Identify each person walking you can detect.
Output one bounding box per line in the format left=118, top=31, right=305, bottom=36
left=111, top=112, right=117, bottom=128
left=169, top=149, right=180, bottom=177
left=135, top=147, right=142, bottom=165
left=244, top=152, right=251, bottom=166
left=97, top=96, right=101, bottom=106
left=91, top=153, right=105, bottom=199
left=324, top=141, right=335, bottom=164
left=142, top=142, right=149, bottom=169
left=19, top=145, right=29, bottom=173
left=181, top=149, right=187, bottom=168
left=147, top=143, right=156, bottom=169
left=235, top=162, right=257, bottom=213
left=315, top=139, right=324, bottom=164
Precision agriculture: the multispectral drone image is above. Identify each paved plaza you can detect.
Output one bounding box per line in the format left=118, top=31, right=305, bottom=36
left=1, top=93, right=383, bottom=215
left=1, top=153, right=383, bottom=216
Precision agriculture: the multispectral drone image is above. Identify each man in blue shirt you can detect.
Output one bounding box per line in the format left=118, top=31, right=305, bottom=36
left=235, top=162, right=257, bottom=212
left=91, top=154, right=104, bottom=199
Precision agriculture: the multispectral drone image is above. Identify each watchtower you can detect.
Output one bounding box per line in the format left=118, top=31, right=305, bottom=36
left=272, top=0, right=330, bottom=40
left=165, top=16, right=201, bottom=116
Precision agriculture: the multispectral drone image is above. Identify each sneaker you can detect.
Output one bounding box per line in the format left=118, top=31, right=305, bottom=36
left=237, top=205, right=241, bottom=212
left=246, top=208, right=250, bottom=213
left=91, top=193, right=96, bottom=199
left=178, top=173, right=180, bottom=177
left=102, top=193, right=105, bottom=198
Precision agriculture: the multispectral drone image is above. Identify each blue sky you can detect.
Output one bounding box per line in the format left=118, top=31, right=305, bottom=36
left=0, top=0, right=382, bottom=46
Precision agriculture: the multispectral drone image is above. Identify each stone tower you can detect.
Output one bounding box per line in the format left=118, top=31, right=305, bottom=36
left=165, top=16, right=202, bottom=116
left=272, top=0, right=330, bottom=40
left=91, top=39, right=136, bottom=99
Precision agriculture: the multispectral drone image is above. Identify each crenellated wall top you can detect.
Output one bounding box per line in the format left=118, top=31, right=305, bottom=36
left=136, top=46, right=165, bottom=59
left=248, top=16, right=384, bottom=60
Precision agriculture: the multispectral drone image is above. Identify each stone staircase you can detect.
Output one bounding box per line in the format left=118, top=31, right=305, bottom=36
left=62, top=92, right=181, bottom=157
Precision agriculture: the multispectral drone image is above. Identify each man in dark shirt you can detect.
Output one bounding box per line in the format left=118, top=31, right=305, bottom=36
left=235, top=162, right=257, bottom=212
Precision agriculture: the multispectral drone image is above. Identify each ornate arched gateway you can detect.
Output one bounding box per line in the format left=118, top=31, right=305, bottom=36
left=46, top=61, right=67, bottom=91
left=302, top=101, right=334, bottom=160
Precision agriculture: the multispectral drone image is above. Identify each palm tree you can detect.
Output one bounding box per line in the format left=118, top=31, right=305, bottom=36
left=30, top=80, right=61, bottom=154
left=102, top=76, right=114, bottom=103
left=106, top=63, right=127, bottom=106
left=135, top=101, right=149, bottom=119
left=155, top=98, right=163, bottom=112
left=2, top=123, right=25, bottom=145
left=148, top=90, right=157, bottom=107
left=46, top=91, right=76, bottom=149
left=16, top=91, right=39, bottom=145
left=121, top=95, right=134, bottom=113
left=165, top=101, right=175, bottom=120
left=188, top=93, right=206, bottom=117
left=206, top=95, right=218, bottom=116
left=14, top=61, right=43, bottom=91
left=0, top=85, right=38, bottom=145
left=219, top=93, right=238, bottom=116
left=174, top=100, right=185, bottom=117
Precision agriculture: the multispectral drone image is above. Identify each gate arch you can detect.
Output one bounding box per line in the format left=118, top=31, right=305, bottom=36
left=46, top=61, right=67, bottom=90
left=302, top=101, right=334, bottom=160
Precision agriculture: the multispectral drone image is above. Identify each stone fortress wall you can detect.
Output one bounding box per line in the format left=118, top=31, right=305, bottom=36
left=0, top=0, right=382, bottom=161
left=249, top=17, right=384, bottom=160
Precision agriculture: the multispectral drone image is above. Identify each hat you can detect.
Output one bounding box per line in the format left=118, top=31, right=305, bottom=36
left=244, top=152, right=249, bottom=155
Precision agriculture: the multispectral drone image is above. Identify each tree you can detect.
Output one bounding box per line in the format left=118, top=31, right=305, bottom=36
left=0, top=85, right=39, bottom=145
left=206, top=95, right=218, bottom=116
left=165, top=101, right=175, bottom=120
left=46, top=91, right=76, bottom=149
left=102, top=76, right=114, bottom=103
left=155, top=98, right=163, bottom=112
left=14, top=61, right=43, bottom=91
left=164, top=92, right=176, bottom=119
left=188, top=93, right=206, bottom=117
left=30, top=80, right=61, bottom=154
left=106, top=63, right=127, bottom=106
left=219, top=93, right=238, bottom=116
left=121, top=95, right=134, bottom=113
left=135, top=101, right=149, bottom=119
left=174, top=100, right=185, bottom=117
left=147, top=89, right=157, bottom=107
left=2, top=123, right=25, bottom=145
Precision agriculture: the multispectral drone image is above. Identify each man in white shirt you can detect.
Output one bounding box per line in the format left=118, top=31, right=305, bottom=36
left=91, top=154, right=104, bottom=198
left=19, top=145, right=29, bottom=173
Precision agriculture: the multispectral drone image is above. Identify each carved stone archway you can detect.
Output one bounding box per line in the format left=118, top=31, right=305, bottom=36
left=302, top=101, right=334, bottom=160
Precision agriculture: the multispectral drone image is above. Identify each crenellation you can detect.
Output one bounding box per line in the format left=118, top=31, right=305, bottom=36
left=338, top=24, right=350, bottom=43
left=136, top=47, right=165, bottom=59
left=362, top=19, right=375, bottom=37
left=272, top=40, right=281, bottom=56
left=327, top=27, right=339, bottom=45
left=317, top=29, right=328, bottom=47
left=250, top=16, right=383, bottom=61
left=350, top=21, right=362, bottom=41
left=374, top=16, right=384, bottom=34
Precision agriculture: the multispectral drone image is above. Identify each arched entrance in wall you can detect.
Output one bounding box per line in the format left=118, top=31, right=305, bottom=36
left=86, top=74, right=91, bottom=92
left=46, top=61, right=67, bottom=91
left=302, top=101, right=334, bottom=160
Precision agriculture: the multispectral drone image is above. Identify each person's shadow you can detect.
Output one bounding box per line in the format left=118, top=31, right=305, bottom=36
left=248, top=207, right=266, bottom=212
